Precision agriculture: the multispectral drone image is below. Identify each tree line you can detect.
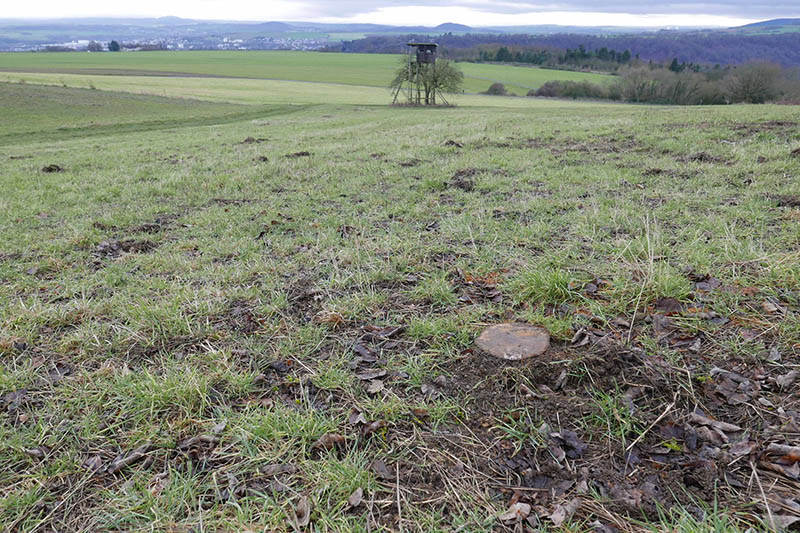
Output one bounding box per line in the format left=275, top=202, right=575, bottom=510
left=473, top=44, right=634, bottom=71
left=529, top=62, right=799, bottom=104
left=327, top=31, right=800, bottom=68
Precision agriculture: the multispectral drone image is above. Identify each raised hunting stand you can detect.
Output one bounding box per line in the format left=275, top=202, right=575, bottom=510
left=392, top=42, right=449, bottom=106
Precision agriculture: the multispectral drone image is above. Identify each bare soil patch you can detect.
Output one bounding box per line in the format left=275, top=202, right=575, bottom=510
left=93, top=239, right=158, bottom=258
left=238, top=137, right=269, bottom=145
left=773, top=194, right=800, bottom=208
left=679, top=152, right=730, bottom=164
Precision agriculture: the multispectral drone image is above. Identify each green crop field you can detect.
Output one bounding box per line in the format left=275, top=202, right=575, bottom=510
left=0, top=56, right=799, bottom=533
left=0, top=50, right=611, bottom=95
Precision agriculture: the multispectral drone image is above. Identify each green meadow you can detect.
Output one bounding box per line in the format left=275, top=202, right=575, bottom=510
left=0, top=50, right=611, bottom=95
left=0, top=50, right=799, bottom=533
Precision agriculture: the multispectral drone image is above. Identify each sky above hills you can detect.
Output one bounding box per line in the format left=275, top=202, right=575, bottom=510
left=5, top=1, right=800, bottom=27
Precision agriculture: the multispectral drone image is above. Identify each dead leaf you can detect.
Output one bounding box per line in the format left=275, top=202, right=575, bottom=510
left=83, top=455, right=104, bottom=472
left=366, top=379, right=384, bottom=395
left=421, top=383, right=439, bottom=396
left=729, top=440, right=757, bottom=458
left=771, top=515, right=800, bottom=529
left=550, top=430, right=586, bottom=458
left=550, top=498, right=581, bottom=527
left=262, top=464, right=296, bottom=476
left=293, top=495, right=311, bottom=528
left=498, top=502, right=531, bottom=522
left=766, top=347, right=781, bottom=362
left=689, top=412, right=742, bottom=433
left=348, top=410, right=368, bottom=425
left=313, top=310, right=345, bottom=327
left=362, top=420, right=387, bottom=437
left=765, top=443, right=800, bottom=461
left=107, top=442, right=153, bottom=474
left=352, top=343, right=375, bottom=359
left=347, top=487, right=363, bottom=508
left=371, top=458, right=393, bottom=480
left=589, top=520, right=618, bottom=533
left=312, top=433, right=346, bottom=451
left=356, top=369, right=387, bottom=381
left=148, top=472, right=169, bottom=496
left=655, top=298, right=683, bottom=313
left=776, top=371, right=799, bottom=389
left=23, top=447, right=47, bottom=459
left=549, top=444, right=566, bottom=462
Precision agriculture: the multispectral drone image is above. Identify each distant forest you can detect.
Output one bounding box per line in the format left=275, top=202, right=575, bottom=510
left=327, top=32, right=800, bottom=68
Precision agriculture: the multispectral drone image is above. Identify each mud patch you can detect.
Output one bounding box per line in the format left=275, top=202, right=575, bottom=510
left=130, top=214, right=180, bottom=234
left=772, top=194, right=800, bottom=208
left=732, top=121, right=799, bottom=136
left=286, top=151, right=311, bottom=158
left=237, top=137, right=269, bottom=145
left=286, top=277, right=325, bottom=322
left=450, top=168, right=478, bottom=192
left=208, top=198, right=253, bottom=207
left=217, top=300, right=263, bottom=335
left=451, top=269, right=503, bottom=305
left=94, top=239, right=158, bottom=258
left=679, top=152, right=729, bottom=164
left=399, top=158, right=422, bottom=168
left=643, top=168, right=665, bottom=177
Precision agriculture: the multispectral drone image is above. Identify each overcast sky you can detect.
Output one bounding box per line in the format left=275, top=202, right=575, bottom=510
left=6, top=1, right=800, bottom=27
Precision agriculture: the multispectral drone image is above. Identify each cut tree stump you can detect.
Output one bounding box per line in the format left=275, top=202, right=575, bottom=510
left=476, top=323, right=550, bottom=360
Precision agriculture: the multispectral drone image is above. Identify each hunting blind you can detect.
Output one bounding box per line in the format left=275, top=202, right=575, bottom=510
left=392, top=42, right=449, bottom=106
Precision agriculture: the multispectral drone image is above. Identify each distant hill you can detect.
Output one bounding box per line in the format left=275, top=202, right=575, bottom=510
left=3, top=15, right=800, bottom=66
left=254, top=21, right=295, bottom=32
left=737, top=18, right=800, bottom=28
left=155, top=16, right=194, bottom=25
left=434, top=23, right=474, bottom=32
left=729, top=18, right=800, bottom=35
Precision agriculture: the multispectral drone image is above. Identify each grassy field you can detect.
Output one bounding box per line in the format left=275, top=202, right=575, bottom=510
left=0, top=72, right=618, bottom=108
left=1, top=74, right=800, bottom=533
left=0, top=83, right=288, bottom=145
left=0, top=50, right=611, bottom=95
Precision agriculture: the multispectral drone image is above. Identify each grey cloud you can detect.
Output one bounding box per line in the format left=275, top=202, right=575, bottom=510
left=300, top=0, right=800, bottom=18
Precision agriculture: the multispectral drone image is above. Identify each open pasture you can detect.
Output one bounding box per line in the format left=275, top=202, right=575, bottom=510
left=0, top=78, right=799, bottom=532
left=0, top=71, right=617, bottom=108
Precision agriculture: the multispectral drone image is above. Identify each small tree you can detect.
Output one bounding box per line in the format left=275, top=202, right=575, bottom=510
left=87, top=41, right=103, bottom=52
left=108, top=40, right=121, bottom=52
left=484, top=82, right=507, bottom=96
left=726, top=62, right=782, bottom=104
left=494, top=46, right=513, bottom=62
left=390, top=58, right=464, bottom=105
